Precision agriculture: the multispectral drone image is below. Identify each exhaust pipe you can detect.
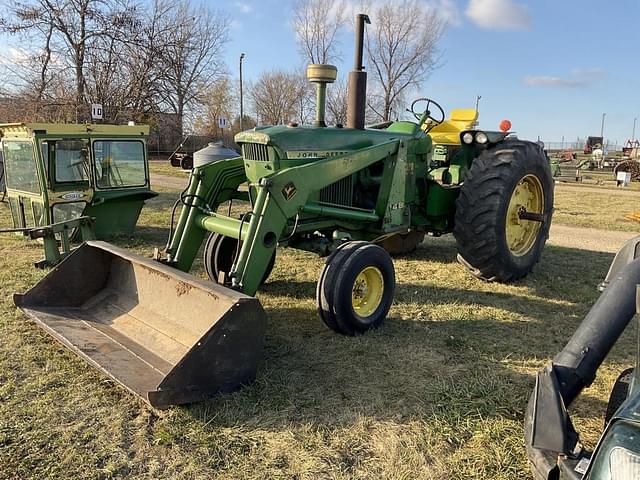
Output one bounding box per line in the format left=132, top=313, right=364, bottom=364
left=525, top=245, right=640, bottom=479
left=346, top=13, right=371, bottom=130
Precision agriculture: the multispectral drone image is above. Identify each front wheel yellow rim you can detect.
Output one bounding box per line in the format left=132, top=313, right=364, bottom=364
left=351, top=266, right=384, bottom=317
left=505, top=174, right=544, bottom=256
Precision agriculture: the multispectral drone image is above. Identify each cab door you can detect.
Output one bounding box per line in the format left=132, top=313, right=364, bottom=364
left=44, top=139, right=94, bottom=224
left=2, top=139, right=47, bottom=228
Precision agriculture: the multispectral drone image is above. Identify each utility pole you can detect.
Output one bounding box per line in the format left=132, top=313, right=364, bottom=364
left=633, top=117, right=637, bottom=142
left=600, top=112, right=606, bottom=138
left=239, top=53, right=245, bottom=131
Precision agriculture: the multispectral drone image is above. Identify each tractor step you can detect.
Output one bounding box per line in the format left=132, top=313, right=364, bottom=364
left=14, top=241, right=266, bottom=409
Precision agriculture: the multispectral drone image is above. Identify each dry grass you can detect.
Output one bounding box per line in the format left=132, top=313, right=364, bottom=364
left=0, top=186, right=637, bottom=479
left=553, top=183, right=640, bottom=232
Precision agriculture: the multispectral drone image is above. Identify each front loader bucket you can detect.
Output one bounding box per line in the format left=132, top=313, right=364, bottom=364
left=14, top=241, right=266, bottom=409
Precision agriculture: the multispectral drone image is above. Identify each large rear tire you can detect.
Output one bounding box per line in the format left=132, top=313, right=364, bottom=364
left=454, top=140, right=554, bottom=282
left=375, top=231, right=425, bottom=255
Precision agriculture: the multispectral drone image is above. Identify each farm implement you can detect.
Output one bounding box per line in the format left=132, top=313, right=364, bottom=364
left=14, top=14, right=554, bottom=408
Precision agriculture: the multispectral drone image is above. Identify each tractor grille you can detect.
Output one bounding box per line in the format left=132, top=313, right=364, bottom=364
left=320, top=176, right=353, bottom=207
left=242, top=143, right=270, bottom=161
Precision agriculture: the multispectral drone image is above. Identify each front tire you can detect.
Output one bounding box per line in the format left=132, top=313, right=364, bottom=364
left=203, top=233, right=275, bottom=286
left=454, top=140, right=554, bottom=282
left=604, top=368, right=634, bottom=427
left=317, top=242, right=395, bottom=335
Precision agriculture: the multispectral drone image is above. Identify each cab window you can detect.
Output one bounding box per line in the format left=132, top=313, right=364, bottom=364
left=54, top=140, right=90, bottom=183
left=2, top=140, right=40, bottom=194
left=94, top=140, right=146, bottom=188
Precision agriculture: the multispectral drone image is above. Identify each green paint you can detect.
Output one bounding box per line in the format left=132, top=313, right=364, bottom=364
left=1, top=123, right=156, bottom=239
left=168, top=120, right=510, bottom=295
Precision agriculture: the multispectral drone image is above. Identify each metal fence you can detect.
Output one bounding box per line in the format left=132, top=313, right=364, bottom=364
left=540, top=140, right=623, bottom=152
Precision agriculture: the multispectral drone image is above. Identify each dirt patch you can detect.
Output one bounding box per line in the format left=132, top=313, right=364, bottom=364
left=548, top=224, right=637, bottom=253
left=151, top=173, right=189, bottom=190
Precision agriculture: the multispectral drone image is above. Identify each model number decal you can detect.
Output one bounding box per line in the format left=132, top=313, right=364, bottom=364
left=60, top=192, right=86, bottom=200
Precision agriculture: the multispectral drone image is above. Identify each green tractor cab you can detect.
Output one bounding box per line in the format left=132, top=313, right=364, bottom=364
left=1, top=123, right=157, bottom=239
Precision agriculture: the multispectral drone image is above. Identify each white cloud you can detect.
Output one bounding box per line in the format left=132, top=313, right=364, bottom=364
left=428, top=0, right=462, bottom=26
left=340, top=0, right=462, bottom=30
left=465, top=0, right=531, bottom=31
left=234, top=2, right=253, bottom=14
left=523, top=75, right=586, bottom=88
left=570, top=67, right=605, bottom=77
left=230, top=19, right=243, bottom=30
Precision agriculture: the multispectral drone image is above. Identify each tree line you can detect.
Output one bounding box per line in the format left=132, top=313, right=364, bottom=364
left=0, top=0, right=446, bottom=141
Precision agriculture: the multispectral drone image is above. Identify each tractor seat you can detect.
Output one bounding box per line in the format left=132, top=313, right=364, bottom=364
left=427, top=108, right=478, bottom=145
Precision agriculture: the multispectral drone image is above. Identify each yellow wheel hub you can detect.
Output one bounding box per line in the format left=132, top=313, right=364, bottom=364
left=505, top=174, right=544, bottom=256
left=351, top=266, right=384, bottom=317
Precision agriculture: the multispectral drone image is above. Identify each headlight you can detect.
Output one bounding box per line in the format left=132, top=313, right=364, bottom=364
left=609, top=447, right=640, bottom=479
left=462, top=132, right=474, bottom=144
left=475, top=131, right=489, bottom=144
left=584, top=420, right=640, bottom=480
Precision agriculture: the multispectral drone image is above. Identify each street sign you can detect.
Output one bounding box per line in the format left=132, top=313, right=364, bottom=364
left=91, top=104, right=103, bottom=120
left=218, top=117, right=228, bottom=129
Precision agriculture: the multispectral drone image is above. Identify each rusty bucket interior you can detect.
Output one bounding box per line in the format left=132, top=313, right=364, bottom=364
left=14, top=241, right=266, bottom=409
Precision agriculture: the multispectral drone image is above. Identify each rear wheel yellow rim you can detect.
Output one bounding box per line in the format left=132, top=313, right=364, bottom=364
left=505, top=174, right=544, bottom=256
left=351, top=266, right=384, bottom=317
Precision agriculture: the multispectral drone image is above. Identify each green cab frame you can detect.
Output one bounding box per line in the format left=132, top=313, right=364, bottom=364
left=0, top=123, right=157, bottom=238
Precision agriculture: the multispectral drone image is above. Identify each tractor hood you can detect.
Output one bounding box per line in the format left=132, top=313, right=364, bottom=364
left=235, top=124, right=418, bottom=159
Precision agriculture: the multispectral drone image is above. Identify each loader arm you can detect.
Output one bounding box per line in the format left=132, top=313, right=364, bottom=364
left=525, top=236, right=640, bottom=480
left=167, top=140, right=400, bottom=295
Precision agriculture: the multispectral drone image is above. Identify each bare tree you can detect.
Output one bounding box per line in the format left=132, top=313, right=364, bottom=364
left=194, top=76, right=236, bottom=137
left=250, top=70, right=308, bottom=126
left=156, top=0, right=230, bottom=136
left=365, top=0, right=446, bottom=122
left=326, top=78, right=348, bottom=125
left=292, top=0, right=346, bottom=65
left=2, top=0, right=137, bottom=120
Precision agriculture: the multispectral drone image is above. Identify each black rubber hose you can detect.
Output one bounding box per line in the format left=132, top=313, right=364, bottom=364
left=553, top=257, right=640, bottom=407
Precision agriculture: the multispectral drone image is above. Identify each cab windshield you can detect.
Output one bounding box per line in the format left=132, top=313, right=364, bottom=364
left=93, top=140, right=146, bottom=188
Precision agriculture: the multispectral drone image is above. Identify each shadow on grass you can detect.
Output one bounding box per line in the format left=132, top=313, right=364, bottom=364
left=182, top=244, right=622, bottom=430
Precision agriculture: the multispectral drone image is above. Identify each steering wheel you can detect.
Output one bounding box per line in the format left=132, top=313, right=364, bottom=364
left=410, top=98, right=445, bottom=132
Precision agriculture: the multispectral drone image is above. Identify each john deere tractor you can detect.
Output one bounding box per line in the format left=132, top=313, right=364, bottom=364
left=15, top=14, right=554, bottom=408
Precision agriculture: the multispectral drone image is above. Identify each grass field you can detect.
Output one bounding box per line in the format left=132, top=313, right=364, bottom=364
left=0, top=183, right=639, bottom=479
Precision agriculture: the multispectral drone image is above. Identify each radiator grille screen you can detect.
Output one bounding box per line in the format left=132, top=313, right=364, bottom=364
left=242, top=144, right=270, bottom=161
left=320, top=176, right=353, bottom=207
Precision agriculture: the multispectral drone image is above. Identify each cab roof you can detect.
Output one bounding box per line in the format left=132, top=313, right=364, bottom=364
left=0, top=123, right=150, bottom=139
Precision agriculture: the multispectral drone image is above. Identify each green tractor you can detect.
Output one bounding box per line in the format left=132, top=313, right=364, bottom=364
left=15, top=14, right=554, bottom=408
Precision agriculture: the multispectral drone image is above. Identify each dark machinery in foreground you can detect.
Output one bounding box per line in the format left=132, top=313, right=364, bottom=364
left=525, top=236, right=640, bottom=479
left=14, top=14, right=554, bottom=408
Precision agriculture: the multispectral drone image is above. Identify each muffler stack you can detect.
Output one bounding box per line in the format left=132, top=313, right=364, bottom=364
left=14, top=241, right=266, bottom=409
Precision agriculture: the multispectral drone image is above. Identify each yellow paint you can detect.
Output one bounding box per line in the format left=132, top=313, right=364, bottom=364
left=505, top=174, right=544, bottom=256
left=427, top=108, right=479, bottom=145
left=351, top=266, right=384, bottom=317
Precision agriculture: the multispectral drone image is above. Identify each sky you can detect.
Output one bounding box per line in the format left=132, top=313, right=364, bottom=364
left=221, top=0, right=640, bottom=147
left=0, top=0, right=638, bottom=147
